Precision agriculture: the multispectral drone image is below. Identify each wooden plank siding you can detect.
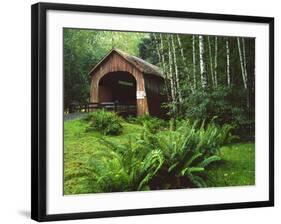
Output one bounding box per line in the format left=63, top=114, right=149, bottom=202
left=143, top=74, right=167, bottom=118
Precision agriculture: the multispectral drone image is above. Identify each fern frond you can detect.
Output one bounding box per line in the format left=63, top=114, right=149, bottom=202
left=198, top=155, right=221, bottom=168
left=181, top=167, right=205, bottom=176
left=184, top=152, right=203, bottom=168
left=186, top=174, right=207, bottom=188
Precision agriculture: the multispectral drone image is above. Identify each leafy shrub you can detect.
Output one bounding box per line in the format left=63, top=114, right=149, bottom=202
left=183, top=86, right=255, bottom=141
left=85, top=110, right=123, bottom=135
left=195, top=119, right=238, bottom=156
left=125, top=115, right=136, bottom=124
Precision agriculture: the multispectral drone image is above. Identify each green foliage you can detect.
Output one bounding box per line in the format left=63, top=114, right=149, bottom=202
left=139, top=33, right=255, bottom=141
left=85, top=110, right=123, bottom=135
left=86, top=137, right=164, bottom=192
left=86, top=149, right=130, bottom=192
left=183, top=86, right=254, bottom=141
left=63, top=118, right=255, bottom=195
left=143, top=120, right=232, bottom=188
left=126, top=115, right=168, bottom=133
left=138, top=35, right=158, bottom=65
left=65, top=115, right=235, bottom=192
left=64, top=29, right=102, bottom=108
left=195, top=118, right=238, bottom=156
left=87, top=119, right=233, bottom=191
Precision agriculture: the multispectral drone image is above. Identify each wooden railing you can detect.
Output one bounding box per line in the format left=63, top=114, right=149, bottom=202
left=68, top=102, right=137, bottom=115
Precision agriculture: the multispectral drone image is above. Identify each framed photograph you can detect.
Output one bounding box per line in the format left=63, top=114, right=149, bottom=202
left=31, top=2, right=274, bottom=222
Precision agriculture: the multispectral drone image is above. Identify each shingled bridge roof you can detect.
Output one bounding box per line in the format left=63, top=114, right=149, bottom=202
left=89, top=48, right=164, bottom=78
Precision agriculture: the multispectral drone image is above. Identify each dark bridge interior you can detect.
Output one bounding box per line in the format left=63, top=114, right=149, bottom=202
left=98, top=71, right=136, bottom=105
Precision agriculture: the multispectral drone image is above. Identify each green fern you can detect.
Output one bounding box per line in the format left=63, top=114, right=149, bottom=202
left=198, top=155, right=221, bottom=168
left=87, top=136, right=164, bottom=192
left=186, top=174, right=207, bottom=188
left=86, top=118, right=233, bottom=192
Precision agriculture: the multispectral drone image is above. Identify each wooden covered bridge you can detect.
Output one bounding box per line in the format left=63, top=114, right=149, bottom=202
left=88, top=48, right=167, bottom=117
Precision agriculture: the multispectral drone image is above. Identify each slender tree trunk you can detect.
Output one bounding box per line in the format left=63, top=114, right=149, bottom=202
left=242, top=38, right=249, bottom=107
left=176, top=34, right=186, bottom=62
left=159, top=34, right=167, bottom=74
left=192, top=35, right=197, bottom=90
left=153, top=34, right=171, bottom=102
left=237, top=37, right=247, bottom=89
left=199, top=35, right=208, bottom=89
left=153, top=33, right=167, bottom=75
left=242, top=38, right=248, bottom=84
left=177, top=34, right=192, bottom=92
left=168, top=35, right=176, bottom=103
left=171, top=35, right=182, bottom=102
left=160, top=34, right=171, bottom=102
left=153, top=34, right=162, bottom=67
left=226, top=38, right=231, bottom=86
left=207, top=36, right=215, bottom=87
left=214, top=36, right=218, bottom=87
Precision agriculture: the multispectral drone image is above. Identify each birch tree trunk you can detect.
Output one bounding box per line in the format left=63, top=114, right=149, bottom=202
left=153, top=34, right=163, bottom=70
left=176, top=34, right=186, bottom=63
left=242, top=38, right=248, bottom=84
left=199, top=35, right=208, bottom=89
left=153, top=34, right=171, bottom=102
left=237, top=37, right=247, bottom=89
left=171, top=35, right=182, bottom=102
left=214, top=36, right=218, bottom=87
left=159, top=34, right=168, bottom=76
left=168, top=35, right=176, bottom=103
left=242, top=37, right=249, bottom=107
left=192, top=35, right=197, bottom=90
left=226, top=38, right=231, bottom=86
left=159, top=34, right=172, bottom=102
left=207, top=36, right=215, bottom=87
left=176, top=34, right=192, bottom=92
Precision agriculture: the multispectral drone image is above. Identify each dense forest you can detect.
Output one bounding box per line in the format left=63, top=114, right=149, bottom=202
left=64, top=28, right=255, bottom=140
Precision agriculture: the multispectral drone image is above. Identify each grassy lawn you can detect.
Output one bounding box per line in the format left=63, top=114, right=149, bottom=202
left=64, top=118, right=255, bottom=195
left=206, top=143, right=255, bottom=187
left=64, top=118, right=143, bottom=194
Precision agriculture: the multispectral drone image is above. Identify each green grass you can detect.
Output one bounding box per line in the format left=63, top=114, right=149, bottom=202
left=64, top=118, right=143, bottom=195
left=64, top=118, right=255, bottom=195
left=205, top=143, right=255, bottom=187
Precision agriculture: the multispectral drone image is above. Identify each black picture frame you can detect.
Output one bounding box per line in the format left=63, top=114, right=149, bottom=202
left=31, top=2, right=274, bottom=222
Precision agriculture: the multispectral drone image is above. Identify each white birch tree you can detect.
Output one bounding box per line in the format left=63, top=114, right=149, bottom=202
left=199, top=35, right=208, bottom=89
left=242, top=38, right=248, bottom=83
left=171, top=35, right=182, bottom=102
left=176, top=34, right=193, bottom=92
left=214, top=36, right=218, bottom=87
left=153, top=33, right=171, bottom=102
left=207, top=36, right=215, bottom=86
left=192, top=35, right=197, bottom=90
left=241, top=37, right=249, bottom=107
left=237, top=37, right=247, bottom=89
left=226, top=38, right=231, bottom=86
left=168, top=35, right=176, bottom=103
